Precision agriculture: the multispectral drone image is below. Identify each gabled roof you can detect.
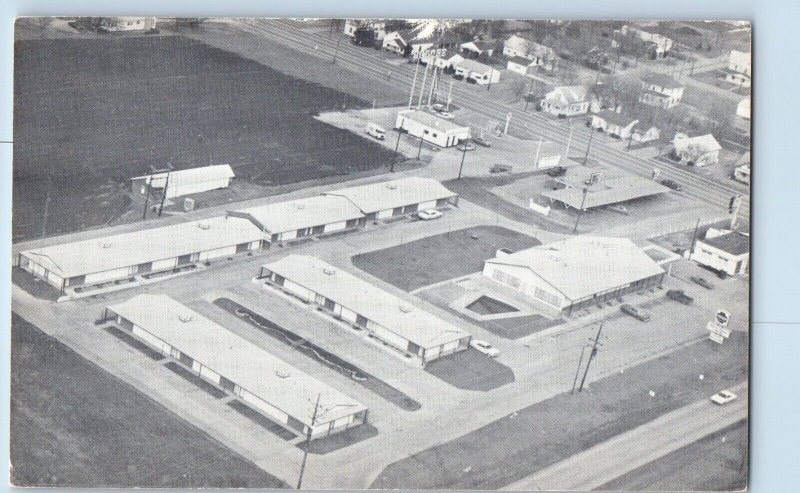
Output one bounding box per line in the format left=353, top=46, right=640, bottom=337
left=504, top=34, right=555, bottom=59
left=263, top=255, right=471, bottom=349
left=593, top=110, right=638, bottom=128
left=550, top=85, right=591, bottom=104
left=673, top=133, right=722, bottom=154
left=486, top=236, right=665, bottom=301
left=507, top=55, right=534, bottom=66
left=462, top=40, right=496, bottom=51
left=107, top=294, right=366, bottom=427
left=454, top=58, right=494, bottom=74
left=21, top=215, right=263, bottom=278
left=323, top=176, right=457, bottom=214
left=237, top=195, right=364, bottom=235
left=132, top=164, right=235, bottom=189
left=700, top=231, right=749, bottom=256
left=640, top=72, right=684, bottom=90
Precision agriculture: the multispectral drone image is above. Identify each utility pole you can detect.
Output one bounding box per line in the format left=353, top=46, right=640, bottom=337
left=446, top=80, right=454, bottom=110
left=579, top=322, right=604, bottom=392
left=571, top=345, right=588, bottom=394
left=141, top=177, right=153, bottom=220
left=583, top=123, right=595, bottom=165
left=729, top=195, right=742, bottom=229
left=572, top=187, right=589, bottom=233
left=408, top=58, right=421, bottom=109
left=427, top=66, right=437, bottom=107
left=565, top=125, right=574, bottom=159
left=392, top=119, right=403, bottom=173
left=457, top=135, right=470, bottom=179
left=524, top=78, right=534, bottom=111
left=329, top=19, right=334, bottom=39
left=487, top=66, right=495, bottom=92
left=627, top=128, right=635, bottom=151
left=332, top=39, right=341, bottom=64
left=296, top=394, right=321, bottom=490
left=534, top=137, right=542, bottom=170
left=157, top=172, right=170, bottom=217
left=41, top=173, right=52, bottom=238
left=417, top=134, right=424, bottom=159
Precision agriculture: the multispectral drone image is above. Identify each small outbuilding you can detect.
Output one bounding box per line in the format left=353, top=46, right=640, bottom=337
left=692, top=229, right=749, bottom=276
left=453, top=59, right=501, bottom=85
left=394, top=109, right=470, bottom=148
left=131, top=164, right=235, bottom=199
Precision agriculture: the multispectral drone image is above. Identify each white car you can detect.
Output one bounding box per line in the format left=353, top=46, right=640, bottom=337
left=417, top=209, right=442, bottom=221
left=438, top=111, right=455, bottom=119
left=470, top=339, right=500, bottom=357
left=710, top=390, right=738, bottom=405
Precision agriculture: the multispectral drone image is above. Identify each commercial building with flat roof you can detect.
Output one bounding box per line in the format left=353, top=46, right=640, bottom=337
left=324, top=177, right=458, bottom=220
left=131, top=164, right=235, bottom=199
left=395, top=109, right=470, bottom=148
left=105, top=294, right=367, bottom=439
left=259, top=255, right=472, bottom=364
left=18, top=215, right=264, bottom=293
left=236, top=195, right=365, bottom=244
left=483, top=236, right=665, bottom=315
left=542, top=167, right=670, bottom=210
left=692, top=229, right=749, bottom=276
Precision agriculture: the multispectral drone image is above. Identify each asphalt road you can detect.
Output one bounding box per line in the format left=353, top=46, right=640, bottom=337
left=502, top=380, right=749, bottom=491
left=225, top=19, right=749, bottom=223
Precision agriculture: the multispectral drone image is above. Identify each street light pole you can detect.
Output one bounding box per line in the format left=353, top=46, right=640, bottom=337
left=583, top=123, right=595, bottom=165
left=457, top=135, right=470, bottom=180
left=572, top=187, right=589, bottom=233
left=571, top=345, right=588, bottom=394
left=296, top=394, right=321, bottom=490
left=579, top=322, right=604, bottom=392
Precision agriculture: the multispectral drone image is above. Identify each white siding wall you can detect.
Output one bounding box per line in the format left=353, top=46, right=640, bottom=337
left=426, top=345, right=441, bottom=360
left=376, top=209, right=393, bottom=219
left=132, top=324, right=171, bottom=354
left=325, top=221, right=347, bottom=233
left=240, top=389, right=291, bottom=425
left=693, top=244, right=748, bottom=276
left=442, top=340, right=459, bottom=353
left=46, top=270, right=63, bottom=288
left=85, top=266, right=134, bottom=285
left=367, top=321, right=409, bottom=351
left=192, top=360, right=202, bottom=372
left=199, top=365, right=221, bottom=384
left=199, top=245, right=237, bottom=261
left=418, top=200, right=437, bottom=210
left=152, top=258, right=177, bottom=271
left=339, top=306, right=358, bottom=323
left=279, top=230, right=298, bottom=241
left=283, top=279, right=314, bottom=302
left=167, top=178, right=231, bottom=199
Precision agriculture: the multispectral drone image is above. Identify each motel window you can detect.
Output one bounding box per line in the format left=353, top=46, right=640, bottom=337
left=424, top=129, right=430, bottom=135
left=432, top=133, right=438, bottom=138
left=436, top=198, right=449, bottom=207
left=356, top=314, right=368, bottom=327
left=534, top=287, right=560, bottom=307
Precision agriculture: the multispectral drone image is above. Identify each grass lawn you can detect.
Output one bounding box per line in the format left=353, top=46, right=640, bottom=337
left=599, top=419, right=747, bottom=491
left=371, top=331, right=748, bottom=490
left=424, top=350, right=515, bottom=391
left=352, top=226, right=541, bottom=292
left=10, top=313, right=288, bottom=488
left=13, top=35, right=397, bottom=241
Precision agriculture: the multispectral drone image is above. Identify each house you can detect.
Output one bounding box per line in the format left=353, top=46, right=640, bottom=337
left=632, top=125, right=661, bottom=143
left=639, top=73, right=685, bottom=108
left=502, top=34, right=558, bottom=70
left=235, top=195, right=366, bottom=245
left=130, top=164, right=235, bottom=199
left=591, top=110, right=639, bottom=139
left=725, top=51, right=751, bottom=87
left=460, top=40, right=496, bottom=58
left=97, top=17, right=157, bottom=32
left=420, top=51, right=464, bottom=71
left=672, top=132, right=722, bottom=166
left=258, top=255, right=472, bottom=365
left=105, top=294, right=368, bottom=439
left=539, top=85, right=593, bottom=117
left=737, top=98, right=751, bottom=120
left=17, top=215, right=264, bottom=293
left=506, top=56, right=537, bottom=76
left=692, top=229, right=749, bottom=276
left=343, top=19, right=387, bottom=41
left=453, top=59, right=501, bottom=85
left=619, top=24, right=674, bottom=58
left=382, top=30, right=411, bottom=55
left=394, top=109, right=470, bottom=148
left=733, top=151, right=750, bottom=185
left=483, top=236, right=665, bottom=316
left=323, top=176, right=458, bottom=220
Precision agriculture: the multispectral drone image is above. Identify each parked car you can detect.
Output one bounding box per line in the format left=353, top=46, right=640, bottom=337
left=466, top=77, right=477, bottom=84
left=620, top=304, right=651, bottom=322
left=607, top=204, right=629, bottom=215
left=690, top=276, right=715, bottom=289
left=472, top=135, right=492, bottom=147
left=431, top=103, right=446, bottom=112
left=417, top=209, right=442, bottom=221
left=700, top=264, right=729, bottom=279
left=546, top=166, right=567, bottom=177
left=438, top=111, right=455, bottom=119
left=365, top=123, right=386, bottom=140
left=453, top=73, right=464, bottom=81
left=470, top=339, right=500, bottom=357
left=457, top=143, right=476, bottom=151
left=667, top=289, right=694, bottom=305
left=710, top=390, right=738, bottom=405
left=660, top=179, right=683, bottom=191
left=490, top=164, right=513, bottom=174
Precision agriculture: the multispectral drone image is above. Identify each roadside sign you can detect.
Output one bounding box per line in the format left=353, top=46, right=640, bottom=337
left=709, top=332, right=725, bottom=344
left=715, top=310, right=731, bottom=328
left=707, top=322, right=731, bottom=338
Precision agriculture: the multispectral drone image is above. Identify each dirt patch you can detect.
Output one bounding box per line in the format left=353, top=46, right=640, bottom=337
left=465, top=295, right=519, bottom=315
left=372, top=331, right=748, bottom=490
left=424, top=349, right=515, bottom=392
left=352, top=226, right=541, bottom=292
left=10, top=313, right=287, bottom=488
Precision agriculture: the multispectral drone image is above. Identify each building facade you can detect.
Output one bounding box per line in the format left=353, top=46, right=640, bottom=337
left=692, top=230, right=749, bottom=276
left=394, top=109, right=470, bottom=147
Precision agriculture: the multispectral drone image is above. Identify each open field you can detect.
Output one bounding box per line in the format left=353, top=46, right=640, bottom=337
left=371, top=331, right=748, bottom=490
left=599, top=419, right=747, bottom=491
left=352, top=226, right=541, bottom=291
left=13, top=35, right=397, bottom=241
left=10, top=313, right=287, bottom=488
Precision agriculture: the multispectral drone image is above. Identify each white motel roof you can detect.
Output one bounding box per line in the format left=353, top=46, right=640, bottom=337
left=324, top=177, right=458, bottom=214
left=486, top=236, right=664, bottom=301
left=131, top=164, right=235, bottom=187
left=20, top=215, right=263, bottom=278
left=237, top=195, right=364, bottom=235
left=107, top=294, right=366, bottom=426
left=263, top=255, right=471, bottom=349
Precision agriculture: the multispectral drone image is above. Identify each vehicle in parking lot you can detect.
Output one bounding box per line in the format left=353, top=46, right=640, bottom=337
left=690, top=276, right=715, bottom=289
left=660, top=179, right=683, bottom=191
left=710, top=390, right=738, bottom=405
left=453, top=73, right=464, bottom=81
left=667, top=289, right=694, bottom=305
left=607, top=204, right=629, bottom=215
left=466, top=77, right=477, bottom=84
left=472, top=135, right=492, bottom=147
left=620, top=304, right=650, bottom=321
left=365, top=122, right=386, bottom=140
left=438, top=111, right=455, bottom=119
left=700, top=264, right=729, bottom=279
left=470, top=339, right=500, bottom=357
left=417, top=209, right=442, bottom=221
left=457, top=143, right=476, bottom=151
left=546, top=166, right=567, bottom=177
left=490, top=164, right=513, bottom=174
left=431, top=103, right=446, bottom=112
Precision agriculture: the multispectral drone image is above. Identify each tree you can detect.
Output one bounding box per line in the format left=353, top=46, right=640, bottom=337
left=353, top=26, right=376, bottom=47
left=566, top=23, right=581, bottom=39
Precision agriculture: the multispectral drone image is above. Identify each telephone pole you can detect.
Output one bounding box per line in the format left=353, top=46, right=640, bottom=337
left=583, top=124, right=595, bottom=165
left=579, top=322, right=604, bottom=392
left=41, top=173, right=52, bottom=238
left=571, top=345, right=588, bottom=394
left=408, top=57, right=421, bottom=109
left=141, top=177, right=153, bottom=220
left=457, top=135, right=471, bottom=179
left=332, top=39, right=341, bottom=64
left=157, top=172, right=170, bottom=217
left=392, top=122, right=403, bottom=173
left=687, top=217, right=701, bottom=261
left=417, top=63, right=430, bottom=108
left=572, top=187, right=589, bottom=233
left=296, top=394, right=321, bottom=490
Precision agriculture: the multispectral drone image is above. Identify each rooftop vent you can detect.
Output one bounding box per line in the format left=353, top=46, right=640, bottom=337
left=399, top=305, right=412, bottom=313
left=197, top=223, right=211, bottom=230
left=386, top=183, right=398, bottom=190
left=178, top=314, right=193, bottom=323
left=275, top=370, right=291, bottom=379
left=323, top=268, right=336, bottom=276
left=98, top=241, right=112, bottom=249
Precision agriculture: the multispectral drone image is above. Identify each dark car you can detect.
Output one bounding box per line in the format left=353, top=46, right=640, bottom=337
left=667, top=289, right=694, bottom=305
left=466, top=77, right=477, bottom=84
left=546, top=166, right=567, bottom=177
left=453, top=73, right=464, bottom=81
left=472, top=135, right=492, bottom=147
left=621, top=304, right=651, bottom=322
left=690, top=276, right=715, bottom=289
left=660, top=179, right=683, bottom=192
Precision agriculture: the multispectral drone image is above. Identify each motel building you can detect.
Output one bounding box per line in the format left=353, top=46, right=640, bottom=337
left=395, top=109, right=471, bottom=148
left=692, top=229, right=750, bottom=276
left=324, top=176, right=459, bottom=221
left=17, top=215, right=264, bottom=294
left=131, top=164, right=235, bottom=199
left=258, top=255, right=472, bottom=365
left=483, top=236, right=665, bottom=316
left=234, top=194, right=366, bottom=245
left=104, top=294, right=367, bottom=439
